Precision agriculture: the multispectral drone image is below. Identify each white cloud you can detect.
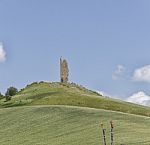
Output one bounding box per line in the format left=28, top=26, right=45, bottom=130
left=0, top=42, right=6, bottom=62
left=133, top=65, right=150, bottom=83
left=112, top=65, right=125, bottom=80
left=96, top=91, right=109, bottom=97
left=97, top=90, right=150, bottom=107
left=127, top=91, right=150, bottom=106
left=96, top=90, right=120, bottom=99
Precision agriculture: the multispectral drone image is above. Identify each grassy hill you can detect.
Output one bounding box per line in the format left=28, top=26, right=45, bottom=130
left=0, top=82, right=150, bottom=145
left=0, top=105, right=150, bottom=145
left=0, top=82, right=150, bottom=117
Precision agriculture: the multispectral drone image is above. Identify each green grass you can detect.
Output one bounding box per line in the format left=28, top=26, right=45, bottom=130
left=1, top=82, right=150, bottom=117
left=0, top=105, right=150, bottom=145
left=0, top=82, right=150, bottom=145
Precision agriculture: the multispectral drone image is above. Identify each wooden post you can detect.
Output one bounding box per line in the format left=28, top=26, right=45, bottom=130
left=101, top=123, right=107, bottom=145
left=110, top=121, right=114, bottom=145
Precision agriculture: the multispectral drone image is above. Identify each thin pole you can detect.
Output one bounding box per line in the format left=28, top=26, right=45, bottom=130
left=101, top=123, right=107, bottom=145
left=110, top=121, right=114, bottom=145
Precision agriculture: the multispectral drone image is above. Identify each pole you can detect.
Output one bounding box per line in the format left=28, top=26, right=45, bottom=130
left=110, top=121, right=114, bottom=145
left=101, top=123, right=107, bottom=145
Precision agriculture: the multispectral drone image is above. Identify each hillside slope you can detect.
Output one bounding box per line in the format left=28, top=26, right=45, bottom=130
left=0, top=82, right=150, bottom=117
left=0, top=106, right=150, bottom=145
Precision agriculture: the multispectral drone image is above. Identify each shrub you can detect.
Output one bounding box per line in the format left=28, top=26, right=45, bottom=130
left=5, top=87, right=18, bottom=101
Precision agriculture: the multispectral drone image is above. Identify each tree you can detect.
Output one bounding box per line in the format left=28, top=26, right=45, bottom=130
left=5, top=87, right=18, bottom=101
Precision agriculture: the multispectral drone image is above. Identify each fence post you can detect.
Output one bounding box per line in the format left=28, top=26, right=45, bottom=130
left=110, top=121, right=114, bottom=145
left=101, top=123, right=107, bottom=145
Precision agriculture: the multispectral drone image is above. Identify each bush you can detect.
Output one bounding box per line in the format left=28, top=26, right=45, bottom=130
left=5, top=87, right=18, bottom=101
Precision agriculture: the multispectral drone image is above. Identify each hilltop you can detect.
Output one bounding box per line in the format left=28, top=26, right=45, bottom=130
left=0, top=82, right=150, bottom=145
left=1, top=81, right=150, bottom=117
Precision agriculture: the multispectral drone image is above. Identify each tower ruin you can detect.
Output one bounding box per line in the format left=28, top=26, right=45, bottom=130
left=60, top=57, right=69, bottom=83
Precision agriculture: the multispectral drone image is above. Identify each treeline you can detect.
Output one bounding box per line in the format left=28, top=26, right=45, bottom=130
left=0, top=87, right=18, bottom=101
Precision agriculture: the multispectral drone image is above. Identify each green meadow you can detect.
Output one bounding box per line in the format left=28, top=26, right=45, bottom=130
left=0, top=106, right=150, bottom=145
left=0, top=82, right=150, bottom=145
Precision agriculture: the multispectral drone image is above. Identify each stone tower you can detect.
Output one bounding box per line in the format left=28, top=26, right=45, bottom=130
left=60, top=57, right=69, bottom=83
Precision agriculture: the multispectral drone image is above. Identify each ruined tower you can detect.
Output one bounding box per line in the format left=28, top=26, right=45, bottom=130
left=60, top=57, right=69, bottom=83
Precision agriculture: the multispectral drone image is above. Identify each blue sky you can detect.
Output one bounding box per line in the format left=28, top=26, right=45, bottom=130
left=0, top=0, right=150, bottom=105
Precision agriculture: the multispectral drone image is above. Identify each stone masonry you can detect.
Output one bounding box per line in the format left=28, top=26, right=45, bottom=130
left=60, top=57, right=69, bottom=83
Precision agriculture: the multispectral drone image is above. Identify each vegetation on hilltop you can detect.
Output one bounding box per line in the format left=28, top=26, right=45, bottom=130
left=0, top=82, right=150, bottom=145
left=0, top=82, right=150, bottom=117
left=5, top=86, right=18, bottom=101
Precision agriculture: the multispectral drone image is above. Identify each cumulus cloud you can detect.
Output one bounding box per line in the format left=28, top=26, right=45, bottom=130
left=0, top=42, right=6, bottom=62
left=133, top=65, right=150, bottom=83
left=96, top=90, right=120, bottom=99
left=112, top=65, right=125, bottom=80
left=97, top=90, right=150, bottom=106
left=127, top=91, right=150, bottom=106
left=96, top=91, right=109, bottom=97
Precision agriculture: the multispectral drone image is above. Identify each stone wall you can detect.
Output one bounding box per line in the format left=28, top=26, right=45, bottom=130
left=60, top=57, right=69, bottom=83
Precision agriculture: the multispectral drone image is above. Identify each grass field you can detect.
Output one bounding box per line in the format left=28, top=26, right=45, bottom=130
left=1, top=82, right=150, bottom=117
left=0, top=82, right=150, bottom=145
left=0, top=105, right=150, bottom=145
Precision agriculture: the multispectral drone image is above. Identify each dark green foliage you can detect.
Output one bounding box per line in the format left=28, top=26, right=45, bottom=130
left=5, top=87, right=18, bottom=101
left=5, top=96, right=11, bottom=101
